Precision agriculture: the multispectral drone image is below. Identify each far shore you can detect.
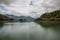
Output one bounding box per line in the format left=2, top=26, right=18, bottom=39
left=35, top=21, right=60, bottom=24
left=0, top=21, right=60, bottom=24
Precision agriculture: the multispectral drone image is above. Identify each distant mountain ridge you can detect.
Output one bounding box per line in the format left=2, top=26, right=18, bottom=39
left=4, top=14, right=35, bottom=22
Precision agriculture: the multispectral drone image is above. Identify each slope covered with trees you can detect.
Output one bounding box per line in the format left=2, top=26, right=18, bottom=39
left=35, top=10, right=60, bottom=24
left=0, top=14, right=14, bottom=22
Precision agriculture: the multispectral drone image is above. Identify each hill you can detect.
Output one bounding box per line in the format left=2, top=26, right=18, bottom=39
left=0, top=13, right=14, bottom=22
left=0, top=13, right=35, bottom=22
left=35, top=10, right=60, bottom=24
left=4, top=14, right=35, bottom=22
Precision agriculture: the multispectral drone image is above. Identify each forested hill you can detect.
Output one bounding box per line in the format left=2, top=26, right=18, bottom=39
left=35, top=10, right=60, bottom=21
left=0, top=13, right=14, bottom=22
left=0, top=14, right=9, bottom=18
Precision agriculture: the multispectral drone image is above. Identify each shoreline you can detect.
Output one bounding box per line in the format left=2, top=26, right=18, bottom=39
left=35, top=21, right=60, bottom=24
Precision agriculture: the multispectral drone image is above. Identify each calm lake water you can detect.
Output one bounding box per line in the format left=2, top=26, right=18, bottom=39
left=0, top=22, right=60, bottom=40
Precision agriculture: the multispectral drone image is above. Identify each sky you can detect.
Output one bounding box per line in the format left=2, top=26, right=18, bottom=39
left=0, top=0, right=60, bottom=18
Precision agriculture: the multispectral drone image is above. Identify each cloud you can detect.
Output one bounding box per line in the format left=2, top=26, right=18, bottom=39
left=0, top=0, right=60, bottom=18
left=42, top=0, right=60, bottom=11
left=0, top=0, right=16, bottom=5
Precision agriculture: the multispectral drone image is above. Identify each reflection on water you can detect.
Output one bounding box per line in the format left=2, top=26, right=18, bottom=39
left=0, top=22, right=4, bottom=28
left=0, top=22, right=60, bottom=40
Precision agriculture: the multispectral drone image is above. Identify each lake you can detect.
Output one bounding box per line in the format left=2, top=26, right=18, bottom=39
left=0, top=22, right=60, bottom=40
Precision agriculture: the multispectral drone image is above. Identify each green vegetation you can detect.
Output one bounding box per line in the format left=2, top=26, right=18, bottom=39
left=0, top=14, right=29, bottom=22
left=40, top=10, right=60, bottom=21
left=19, top=19, right=26, bottom=22
left=35, top=10, right=60, bottom=24
left=0, top=14, right=15, bottom=22
left=37, top=22, right=60, bottom=28
left=0, top=22, right=4, bottom=28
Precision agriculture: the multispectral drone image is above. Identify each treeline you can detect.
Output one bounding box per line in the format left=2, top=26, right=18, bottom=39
left=35, top=10, right=60, bottom=21
left=0, top=14, right=30, bottom=22
left=0, top=14, right=14, bottom=22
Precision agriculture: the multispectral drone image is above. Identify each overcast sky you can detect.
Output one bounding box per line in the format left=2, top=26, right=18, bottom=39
left=0, top=0, right=60, bottom=18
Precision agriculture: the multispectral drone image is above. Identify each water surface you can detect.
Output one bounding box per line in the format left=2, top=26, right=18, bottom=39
left=0, top=22, right=60, bottom=40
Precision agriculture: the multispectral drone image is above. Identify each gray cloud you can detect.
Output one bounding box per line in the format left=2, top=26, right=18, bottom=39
left=42, top=0, right=60, bottom=11
left=0, top=0, right=60, bottom=10
left=0, top=0, right=60, bottom=8
left=0, top=0, right=60, bottom=18
left=0, top=0, right=15, bottom=5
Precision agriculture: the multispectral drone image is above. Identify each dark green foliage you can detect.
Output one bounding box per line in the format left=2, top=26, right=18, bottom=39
left=41, top=10, right=60, bottom=18
left=0, top=22, right=4, bottom=28
left=36, top=10, right=60, bottom=21
left=19, top=19, right=26, bottom=22
left=0, top=13, right=14, bottom=22
left=37, top=21, right=60, bottom=28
